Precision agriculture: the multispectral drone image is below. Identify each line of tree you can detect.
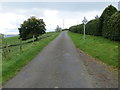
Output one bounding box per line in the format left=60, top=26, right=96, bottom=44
left=69, top=5, right=120, bottom=41
left=18, top=16, right=46, bottom=41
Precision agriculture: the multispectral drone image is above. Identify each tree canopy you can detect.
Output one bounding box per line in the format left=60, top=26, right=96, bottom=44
left=18, top=16, right=46, bottom=40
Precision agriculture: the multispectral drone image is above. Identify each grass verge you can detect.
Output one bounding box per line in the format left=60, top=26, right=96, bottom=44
left=2, top=32, right=60, bottom=84
left=68, top=31, right=119, bottom=69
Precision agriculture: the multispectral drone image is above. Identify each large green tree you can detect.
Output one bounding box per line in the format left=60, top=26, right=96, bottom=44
left=99, top=5, right=117, bottom=36
left=18, top=16, right=46, bottom=40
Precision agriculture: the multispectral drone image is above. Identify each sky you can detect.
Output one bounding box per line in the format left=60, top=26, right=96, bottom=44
left=0, top=2, right=119, bottom=34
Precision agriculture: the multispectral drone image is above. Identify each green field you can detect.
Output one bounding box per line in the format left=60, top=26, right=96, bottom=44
left=2, top=32, right=60, bottom=84
left=68, top=31, right=119, bottom=69
left=2, top=32, right=54, bottom=47
left=2, top=36, right=20, bottom=46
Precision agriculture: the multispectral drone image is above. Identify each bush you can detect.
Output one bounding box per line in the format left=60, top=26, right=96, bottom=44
left=86, top=18, right=99, bottom=36
left=69, top=24, right=84, bottom=34
left=69, top=5, right=119, bottom=41
left=103, top=11, right=120, bottom=41
left=62, top=29, right=69, bottom=31
left=69, top=25, right=79, bottom=33
left=77, top=24, right=84, bottom=34
left=99, top=5, right=117, bottom=36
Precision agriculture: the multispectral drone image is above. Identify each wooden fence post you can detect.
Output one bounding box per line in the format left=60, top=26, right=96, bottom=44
left=33, top=35, right=34, bottom=43
left=5, top=42, right=9, bottom=58
left=33, top=35, right=36, bottom=45
left=20, top=38, right=22, bottom=51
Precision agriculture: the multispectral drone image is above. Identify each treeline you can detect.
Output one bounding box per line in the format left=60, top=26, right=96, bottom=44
left=69, top=5, right=120, bottom=41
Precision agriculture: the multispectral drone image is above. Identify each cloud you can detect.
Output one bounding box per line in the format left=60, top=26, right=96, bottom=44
left=0, top=9, right=102, bottom=34
left=1, top=2, right=116, bottom=34
left=43, top=10, right=62, bottom=31
left=1, top=2, right=118, bottom=12
left=0, top=13, right=28, bottom=34
left=51, top=10, right=102, bottom=28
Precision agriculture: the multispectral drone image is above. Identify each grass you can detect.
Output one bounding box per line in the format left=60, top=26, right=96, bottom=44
left=2, top=36, right=20, bottom=46
left=0, top=38, right=2, bottom=87
left=2, top=32, right=60, bottom=84
left=2, top=32, right=54, bottom=47
left=68, top=31, right=119, bottom=69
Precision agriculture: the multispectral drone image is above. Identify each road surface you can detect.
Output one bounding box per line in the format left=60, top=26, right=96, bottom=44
left=3, top=31, right=118, bottom=88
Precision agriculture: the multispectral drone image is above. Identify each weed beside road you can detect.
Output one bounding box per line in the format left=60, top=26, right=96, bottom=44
left=68, top=31, right=119, bottom=69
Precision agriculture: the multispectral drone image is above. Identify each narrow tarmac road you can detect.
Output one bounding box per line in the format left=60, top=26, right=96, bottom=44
left=3, top=31, right=95, bottom=88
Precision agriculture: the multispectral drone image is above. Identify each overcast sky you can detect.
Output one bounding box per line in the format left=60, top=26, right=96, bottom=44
left=0, top=2, right=118, bottom=34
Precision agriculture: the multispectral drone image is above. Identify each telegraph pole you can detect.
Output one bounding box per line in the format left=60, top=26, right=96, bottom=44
left=77, top=20, right=79, bottom=25
left=118, top=1, right=120, bottom=11
left=63, top=19, right=64, bottom=29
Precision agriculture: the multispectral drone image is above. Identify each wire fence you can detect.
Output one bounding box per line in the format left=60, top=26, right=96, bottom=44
left=1, top=33, right=54, bottom=59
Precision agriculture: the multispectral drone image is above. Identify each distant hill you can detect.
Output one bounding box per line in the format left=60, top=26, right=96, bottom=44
left=4, top=34, right=19, bottom=38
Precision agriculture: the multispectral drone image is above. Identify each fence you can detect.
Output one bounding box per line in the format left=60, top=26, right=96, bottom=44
left=1, top=33, right=53, bottom=59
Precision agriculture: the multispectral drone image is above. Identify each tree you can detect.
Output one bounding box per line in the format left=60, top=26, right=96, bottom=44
left=95, top=15, right=99, bottom=19
left=99, top=5, right=117, bottom=36
left=55, top=25, right=62, bottom=32
left=18, top=16, right=46, bottom=40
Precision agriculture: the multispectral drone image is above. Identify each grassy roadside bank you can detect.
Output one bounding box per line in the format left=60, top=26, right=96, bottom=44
left=68, top=31, right=119, bottom=69
left=2, top=32, right=60, bottom=84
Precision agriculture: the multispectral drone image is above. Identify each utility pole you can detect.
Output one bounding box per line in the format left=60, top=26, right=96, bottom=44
left=20, top=38, right=22, bottom=51
left=77, top=20, right=79, bottom=25
left=118, top=1, right=120, bottom=11
left=63, top=19, right=64, bottom=29
left=33, top=35, right=35, bottom=43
